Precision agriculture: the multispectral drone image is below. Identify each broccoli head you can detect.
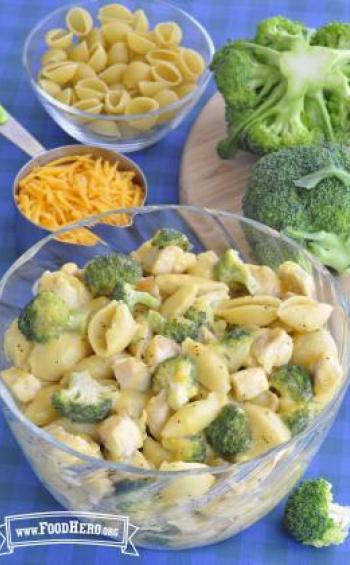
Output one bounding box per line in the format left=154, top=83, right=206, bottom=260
left=270, top=364, right=313, bottom=404
left=152, top=355, right=198, bottom=410
left=84, top=254, right=142, bottom=296
left=162, top=434, right=207, bottom=463
left=112, top=280, right=160, bottom=311
left=151, top=228, right=191, bottom=251
left=52, top=371, right=113, bottom=423
left=281, top=405, right=315, bottom=437
left=162, top=316, right=201, bottom=343
left=243, top=143, right=350, bottom=273
left=147, top=309, right=166, bottom=333
left=284, top=478, right=350, bottom=547
left=214, top=249, right=258, bottom=293
left=184, top=306, right=209, bottom=328
left=210, top=327, right=253, bottom=372
left=18, top=291, right=87, bottom=344
left=206, top=403, right=252, bottom=458
left=211, top=17, right=350, bottom=157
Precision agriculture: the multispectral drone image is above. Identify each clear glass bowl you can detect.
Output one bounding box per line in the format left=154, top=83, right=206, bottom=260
left=22, top=0, right=214, bottom=152
left=0, top=206, right=349, bottom=550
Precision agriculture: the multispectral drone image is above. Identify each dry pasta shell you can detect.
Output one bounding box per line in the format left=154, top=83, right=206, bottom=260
left=146, top=48, right=180, bottom=66
left=68, top=40, right=89, bottom=63
left=177, top=48, right=205, bottom=81
left=38, top=78, right=61, bottom=97
left=102, top=21, right=132, bottom=45
left=127, top=31, right=156, bottom=54
left=73, top=98, right=103, bottom=114
left=66, top=7, right=93, bottom=37
left=88, top=43, right=108, bottom=73
left=109, top=83, right=126, bottom=91
left=87, top=120, right=121, bottom=137
left=86, top=28, right=106, bottom=50
left=98, top=3, right=133, bottom=24
left=154, top=22, right=183, bottom=47
left=73, top=62, right=97, bottom=83
left=139, top=80, right=167, bottom=97
left=278, top=295, right=333, bottom=332
left=216, top=304, right=279, bottom=327
left=54, top=87, right=75, bottom=105
left=126, top=97, right=159, bottom=131
left=133, top=9, right=149, bottom=33
left=75, top=77, right=108, bottom=100
left=108, top=42, right=130, bottom=65
left=45, top=28, right=73, bottom=49
left=123, top=61, right=151, bottom=89
left=151, top=61, right=182, bottom=86
left=99, top=63, right=127, bottom=85
left=154, top=89, right=178, bottom=124
left=42, top=61, right=78, bottom=86
left=104, top=89, right=130, bottom=113
left=41, top=48, right=67, bottom=66
left=173, top=82, right=196, bottom=98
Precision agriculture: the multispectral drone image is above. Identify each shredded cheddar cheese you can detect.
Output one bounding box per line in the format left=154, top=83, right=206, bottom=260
left=16, top=154, right=145, bottom=245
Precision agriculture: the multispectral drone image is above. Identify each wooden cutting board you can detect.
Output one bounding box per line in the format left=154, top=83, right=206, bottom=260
left=180, top=92, right=258, bottom=212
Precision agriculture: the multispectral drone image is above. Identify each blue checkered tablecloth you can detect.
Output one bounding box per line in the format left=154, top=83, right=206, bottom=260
left=1, top=1, right=350, bottom=563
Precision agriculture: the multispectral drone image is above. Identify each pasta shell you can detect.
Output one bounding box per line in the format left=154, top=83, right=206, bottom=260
left=38, top=78, right=61, bottom=97
left=154, top=22, right=183, bottom=47
left=73, top=98, right=103, bottom=114
left=177, top=47, right=205, bottom=81
left=126, top=97, right=159, bottom=131
left=88, top=301, right=137, bottom=357
left=42, top=61, right=78, bottom=86
left=88, top=43, right=108, bottom=73
left=104, top=89, right=130, bottom=113
left=139, top=80, right=167, bottom=97
left=75, top=77, right=108, bottom=100
left=248, top=265, right=281, bottom=297
left=53, top=87, right=75, bottom=105
left=45, top=28, right=73, bottom=49
left=173, top=82, right=196, bottom=98
left=278, top=295, right=333, bottom=332
left=66, top=7, right=93, bottom=37
left=24, top=384, right=61, bottom=426
left=108, top=42, right=130, bottom=65
left=68, top=40, right=89, bottom=62
left=87, top=120, right=121, bottom=137
left=41, top=48, right=67, bottom=66
left=73, top=62, right=97, bottom=83
left=102, top=21, right=132, bottom=44
left=85, top=28, right=106, bottom=50
left=133, top=9, right=149, bottom=33
left=219, top=295, right=281, bottom=308
left=146, top=48, right=180, bottom=66
left=292, top=329, right=338, bottom=370
left=127, top=31, right=156, bottom=54
left=216, top=304, right=279, bottom=327
left=159, top=462, right=215, bottom=503
left=151, top=61, right=182, bottom=86
left=4, top=319, right=33, bottom=370
left=98, top=3, right=133, bottom=24
left=278, top=261, right=315, bottom=298
left=252, top=328, right=293, bottom=373
left=123, top=61, right=151, bottom=88
left=99, top=63, right=127, bottom=85
left=313, top=357, right=343, bottom=398
left=154, top=88, right=178, bottom=124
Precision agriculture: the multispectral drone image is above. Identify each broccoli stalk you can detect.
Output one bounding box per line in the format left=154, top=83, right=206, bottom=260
left=151, top=228, right=191, bottom=251
left=52, top=371, right=113, bottom=423
left=152, top=355, right=198, bottom=410
left=18, top=291, right=88, bottom=344
left=284, top=479, right=350, bottom=547
left=112, top=280, right=160, bottom=311
left=205, top=403, right=252, bottom=458
left=285, top=229, right=350, bottom=272
left=84, top=254, right=142, bottom=296
left=211, top=17, right=350, bottom=157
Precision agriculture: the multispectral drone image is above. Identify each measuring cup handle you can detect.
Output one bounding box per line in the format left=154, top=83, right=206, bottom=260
left=0, top=106, right=45, bottom=158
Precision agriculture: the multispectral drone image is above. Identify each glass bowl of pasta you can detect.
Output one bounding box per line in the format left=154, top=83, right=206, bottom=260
left=0, top=205, right=349, bottom=550
left=22, top=1, right=214, bottom=151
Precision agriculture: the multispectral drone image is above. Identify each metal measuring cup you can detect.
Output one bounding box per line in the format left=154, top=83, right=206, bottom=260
left=0, top=106, right=148, bottom=253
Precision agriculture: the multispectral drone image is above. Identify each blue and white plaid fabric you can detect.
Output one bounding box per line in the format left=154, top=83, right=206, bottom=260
left=0, top=1, right=350, bottom=563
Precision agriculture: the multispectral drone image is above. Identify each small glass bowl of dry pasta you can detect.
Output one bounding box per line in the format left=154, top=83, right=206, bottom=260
left=22, top=1, right=214, bottom=151
left=0, top=206, right=349, bottom=550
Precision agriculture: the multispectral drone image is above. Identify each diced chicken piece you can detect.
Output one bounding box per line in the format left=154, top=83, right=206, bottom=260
left=187, top=251, right=219, bottom=279
left=45, top=423, right=102, bottom=464
left=1, top=367, right=42, bottom=403
left=38, top=270, right=91, bottom=309
left=278, top=261, right=315, bottom=297
left=114, top=389, right=150, bottom=419
left=113, top=356, right=151, bottom=392
left=231, top=367, right=269, bottom=401
left=132, top=242, right=196, bottom=275
left=144, top=335, right=180, bottom=368
left=60, top=262, right=80, bottom=276
left=98, top=414, right=143, bottom=458
left=145, top=390, right=171, bottom=440
left=252, top=328, right=293, bottom=373
left=248, top=265, right=281, bottom=296
left=107, top=448, right=153, bottom=469
left=250, top=390, right=280, bottom=412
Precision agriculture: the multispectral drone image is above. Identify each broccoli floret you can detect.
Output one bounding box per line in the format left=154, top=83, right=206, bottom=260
left=270, top=365, right=313, bottom=404
left=147, top=309, right=166, bottom=333
left=185, top=306, right=208, bottom=327
left=84, top=254, right=142, bottom=296
left=52, top=371, right=113, bottom=423
left=162, top=316, right=200, bottom=343
left=18, top=291, right=87, bottom=344
left=284, top=478, right=350, bottom=547
left=152, top=355, right=198, bottom=410
left=151, top=228, right=191, bottom=251
left=112, top=280, right=160, bottom=311
left=210, top=327, right=253, bottom=372
left=214, top=249, right=258, bottom=293
left=206, top=403, right=252, bottom=458
left=243, top=143, right=350, bottom=273
left=211, top=17, right=350, bottom=157
left=162, top=434, right=207, bottom=463
left=282, top=405, right=315, bottom=436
